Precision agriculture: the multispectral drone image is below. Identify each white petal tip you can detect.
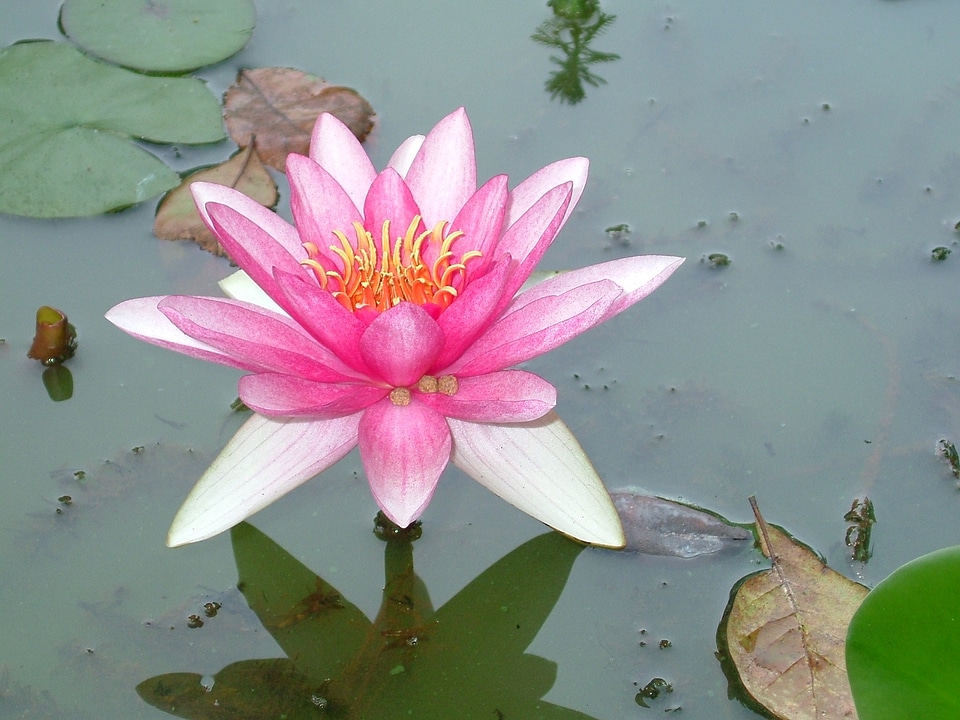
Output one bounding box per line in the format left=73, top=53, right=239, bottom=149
left=165, top=508, right=231, bottom=547
left=449, top=412, right=628, bottom=550
left=560, top=521, right=626, bottom=549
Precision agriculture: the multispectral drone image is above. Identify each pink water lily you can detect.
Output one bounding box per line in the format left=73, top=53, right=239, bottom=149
left=106, top=108, right=683, bottom=548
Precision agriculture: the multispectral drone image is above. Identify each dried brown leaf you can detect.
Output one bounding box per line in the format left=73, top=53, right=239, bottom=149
left=721, top=498, right=868, bottom=720
left=153, top=144, right=278, bottom=256
left=223, top=67, right=375, bottom=171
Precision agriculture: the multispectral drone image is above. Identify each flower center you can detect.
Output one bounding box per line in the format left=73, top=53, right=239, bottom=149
left=389, top=375, right=459, bottom=406
left=301, top=216, right=481, bottom=314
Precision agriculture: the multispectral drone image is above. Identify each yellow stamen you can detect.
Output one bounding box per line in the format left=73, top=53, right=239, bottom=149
left=418, top=376, right=439, bottom=393
left=300, top=215, right=480, bottom=314
left=389, top=387, right=412, bottom=406
left=437, top=375, right=459, bottom=396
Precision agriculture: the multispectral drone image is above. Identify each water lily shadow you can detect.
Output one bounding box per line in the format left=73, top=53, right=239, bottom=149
left=137, top=521, right=596, bottom=719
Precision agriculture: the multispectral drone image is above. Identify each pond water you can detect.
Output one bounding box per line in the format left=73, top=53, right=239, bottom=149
left=3, top=0, right=960, bottom=717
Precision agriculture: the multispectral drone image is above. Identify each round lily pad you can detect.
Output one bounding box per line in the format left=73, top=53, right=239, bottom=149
left=61, top=0, right=255, bottom=73
left=0, top=41, right=225, bottom=218
left=847, top=545, right=960, bottom=719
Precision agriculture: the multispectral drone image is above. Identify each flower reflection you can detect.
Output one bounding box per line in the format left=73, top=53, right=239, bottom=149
left=137, top=520, right=598, bottom=720
left=532, top=0, right=621, bottom=104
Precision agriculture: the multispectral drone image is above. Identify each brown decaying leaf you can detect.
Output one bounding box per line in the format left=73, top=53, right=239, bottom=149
left=153, top=144, right=278, bottom=256
left=224, top=67, right=376, bottom=171
left=724, top=497, right=868, bottom=720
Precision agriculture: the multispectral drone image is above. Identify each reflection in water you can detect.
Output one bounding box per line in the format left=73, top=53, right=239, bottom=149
left=532, top=0, right=620, bottom=104
left=137, top=516, right=595, bottom=719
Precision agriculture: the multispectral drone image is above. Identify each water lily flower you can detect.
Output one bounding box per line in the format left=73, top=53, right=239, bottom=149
left=106, top=108, right=683, bottom=548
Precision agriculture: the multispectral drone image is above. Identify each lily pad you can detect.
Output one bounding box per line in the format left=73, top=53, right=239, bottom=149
left=0, top=41, right=225, bottom=217
left=718, top=498, right=868, bottom=720
left=154, top=144, right=278, bottom=256
left=60, top=0, right=255, bottom=73
left=223, top=67, right=375, bottom=171
left=846, top=545, right=960, bottom=720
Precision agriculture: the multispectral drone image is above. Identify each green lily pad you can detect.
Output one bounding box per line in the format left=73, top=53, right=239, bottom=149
left=846, top=545, right=960, bottom=719
left=0, top=41, right=225, bottom=218
left=60, top=0, right=255, bottom=73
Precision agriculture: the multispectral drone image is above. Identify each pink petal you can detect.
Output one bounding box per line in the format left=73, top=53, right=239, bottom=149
left=403, top=107, right=477, bottom=227
left=416, top=370, right=555, bottom=422
left=272, top=268, right=371, bottom=375
left=106, top=296, right=269, bottom=373
left=494, top=182, right=572, bottom=304
left=158, top=296, right=358, bottom=382
left=206, top=202, right=308, bottom=311
left=359, top=399, right=451, bottom=527
left=449, top=411, right=625, bottom=548
left=446, top=280, right=620, bottom=377
left=431, top=255, right=513, bottom=371
left=167, top=413, right=361, bottom=546
left=359, top=302, right=443, bottom=387
left=388, top=134, right=425, bottom=176
left=239, top=374, right=387, bottom=417
left=191, top=181, right=303, bottom=258
left=363, top=168, right=422, bottom=240
left=448, top=174, right=509, bottom=262
left=506, top=157, right=588, bottom=230
left=308, top=112, right=377, bottom=211
left=512, top=255, right=686, bottom=322
left=287, top=153, right=363, bottom=262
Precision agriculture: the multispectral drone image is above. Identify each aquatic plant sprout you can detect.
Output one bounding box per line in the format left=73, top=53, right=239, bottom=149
left=106, top=108, right=683, bottom=548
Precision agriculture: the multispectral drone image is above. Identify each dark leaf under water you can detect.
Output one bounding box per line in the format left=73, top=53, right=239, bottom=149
left=611, top=491, right=750, bottom=557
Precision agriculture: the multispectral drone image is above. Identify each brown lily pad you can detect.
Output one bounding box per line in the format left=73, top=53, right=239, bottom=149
left=718, top=497, right=867, bottom=720
left=223, top=67, right=375, bottom=172
left=154, top=144, right=278, bottom=256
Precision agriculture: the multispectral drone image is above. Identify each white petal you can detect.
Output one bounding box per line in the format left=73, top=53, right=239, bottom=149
left=218, top=269, right=285, bottom=314
left=449, top=411, right=625, bottom=548
left=388, top=134, right=425, bottom=176
left=166, top=413, right=360, bottom=546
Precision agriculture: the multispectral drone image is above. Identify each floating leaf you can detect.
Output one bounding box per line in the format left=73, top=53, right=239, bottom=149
left=60, top=0, right=255, bottom=73
left=846, top=545, right=960, bottom=720
left=610, top=491, right=750, bottom=557
left=0, top=41, right=225, bottom=218
left=718, top=497, right=868, bottom=720
left=223, top=67, right=375, bottom=171
left=154, top=144, right=278, bottom=256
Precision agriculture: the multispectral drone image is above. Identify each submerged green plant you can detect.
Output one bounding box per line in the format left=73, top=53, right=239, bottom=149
left=532, top=0, right=620, bottom=104
left=843, top=496, right=876, bottom=563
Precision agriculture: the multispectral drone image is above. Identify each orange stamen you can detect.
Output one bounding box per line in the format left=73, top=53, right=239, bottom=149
left=300, top=215, right=481, bottom=314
